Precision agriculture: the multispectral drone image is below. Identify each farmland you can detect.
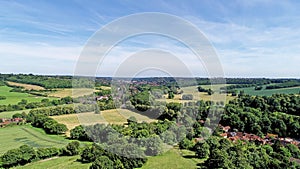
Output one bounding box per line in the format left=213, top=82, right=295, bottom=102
left=0, top=125, right=69, bottom=155
left=0, top=86, right=52, bottom=105
left=6, top=81, right=45, bottom=90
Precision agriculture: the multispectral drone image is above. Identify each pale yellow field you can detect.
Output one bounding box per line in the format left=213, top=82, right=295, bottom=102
left=98, top=86, right=111, bottom=90
left=6, top=81, right=45, bottom=90
left=52, top=109, right=156, bottom=131
left=48, top=88, right=95, bottom=98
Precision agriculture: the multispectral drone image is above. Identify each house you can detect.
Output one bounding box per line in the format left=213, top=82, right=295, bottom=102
left=0, top=118, right=25, bottom=127
left=95, top=96, right=109, bottom=101
left=220, top=133, right=227, bottom=138
left=194, top=138, right=204, bottom=142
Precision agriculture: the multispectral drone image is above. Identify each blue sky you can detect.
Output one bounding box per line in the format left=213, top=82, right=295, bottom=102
left=0, top=0, right=300, bottom=77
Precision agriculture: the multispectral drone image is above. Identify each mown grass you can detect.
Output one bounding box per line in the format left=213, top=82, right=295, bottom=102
left=0, top=125, right=69, bottom=155
left=6, top=81, right=45, bottom=90
left=14, top=155, right=90, bottom=169
left=0, top=86, right=52, bottom=105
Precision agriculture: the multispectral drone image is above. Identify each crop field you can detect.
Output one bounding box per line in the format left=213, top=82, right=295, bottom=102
left=0, top=125, right=69, bottom=155
left=6, top=81, right=45, bottom=90
left=15, top=155, right=90, bottom=169
left=0, top=86, right=52, bottom=105
left=52, top=109, right=156, bottom=130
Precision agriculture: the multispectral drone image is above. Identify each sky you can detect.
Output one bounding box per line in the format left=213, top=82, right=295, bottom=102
left=0, top=0, right=300, bottom=78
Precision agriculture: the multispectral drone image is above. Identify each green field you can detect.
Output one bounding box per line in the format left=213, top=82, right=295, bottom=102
left=141, top=148, right=202, bottom=169
left=238, top=86, right=300, bottom=96
left=0, top=125, right=69, bottom=155
left=14, top=156, right=90, bottom=169
left=0, top=86, right=54, bottom=105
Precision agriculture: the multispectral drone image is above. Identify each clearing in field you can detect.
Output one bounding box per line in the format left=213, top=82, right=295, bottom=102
left=15, top=155, right=90, bottom=169
left=0, top=86, right=53, bottom=105
left=52, top=109, right=156, bottom=130
left=0, top=125, right=69, bottom=155
left=6, top=81, right=45, bottom=90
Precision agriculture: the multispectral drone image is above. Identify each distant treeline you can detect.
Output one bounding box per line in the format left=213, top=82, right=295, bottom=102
left=266, top=81, right=300, bottom=90
left=1, top=73, right=300, bottom=89
left=0, top=74, right=111, bottom=89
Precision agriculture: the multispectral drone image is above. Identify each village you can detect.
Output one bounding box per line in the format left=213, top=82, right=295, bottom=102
left=0, top=117, right=25, bottom=127
left=219, top=125, right=300, bottom=147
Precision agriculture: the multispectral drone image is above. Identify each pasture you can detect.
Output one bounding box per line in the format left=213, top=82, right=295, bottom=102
left=6, top=81, right=45, bottom=90
left=14, top=156, right=90, bottom=169
left=0, top=125, right=69, bottom=155
left=0, top=86, right=51, bottom=105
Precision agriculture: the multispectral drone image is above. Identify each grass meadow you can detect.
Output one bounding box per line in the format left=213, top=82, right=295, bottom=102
left=14, top=156, right=90, bottom=169
left=0, top=125, right=69, bottom=155
left=0, top=86, right=52, bottom=105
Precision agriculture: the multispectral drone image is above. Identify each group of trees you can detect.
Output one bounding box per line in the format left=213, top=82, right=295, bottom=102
left=27, top=113, right=67, bottom=134
left=68, top=119, right=188, bottom=168
left=6, top=74, right=94, bottom=89
left=0, top=96, right=74, bottom=113
left=69, top=118, right=187, bottom=157
left=182, top=94, right=193, bottom=100
left=181, top=136, right=300, bottom=168
left=81, top=143, right=147, bottom=169
left=197, top=86, right=214, bottom=95
left=221, top=94, right=300, bottom=138
left=0, top=141, right=81, bottom=168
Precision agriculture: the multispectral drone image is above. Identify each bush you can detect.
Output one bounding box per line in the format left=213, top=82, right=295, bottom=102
left=182, top=94, right=193, bottom=100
